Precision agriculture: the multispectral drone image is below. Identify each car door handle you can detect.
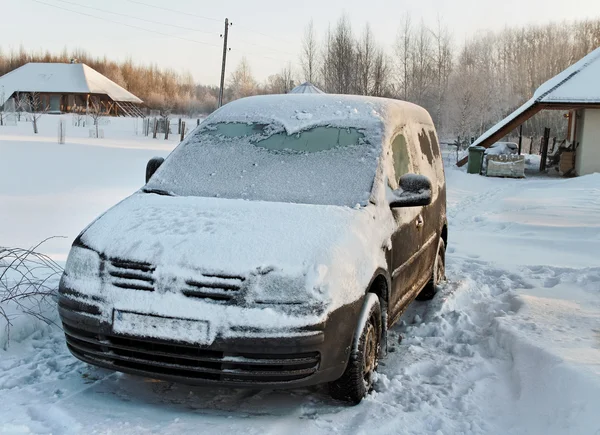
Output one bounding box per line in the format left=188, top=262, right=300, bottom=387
left=416, top=215, right=424, bottom=229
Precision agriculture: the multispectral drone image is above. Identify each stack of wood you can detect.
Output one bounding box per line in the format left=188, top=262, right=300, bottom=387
left=559, top=151, right=575, bottom=175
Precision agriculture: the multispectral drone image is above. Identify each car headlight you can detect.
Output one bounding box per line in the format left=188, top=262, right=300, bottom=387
left=64, top=246, right=101, bottom=280
left=245, top=272, right=326, bottom=315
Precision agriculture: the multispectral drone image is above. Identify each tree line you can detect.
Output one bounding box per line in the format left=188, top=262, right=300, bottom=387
left=223, top=16, right=600, bottom=141
left=292, top=16, right=600, bottom=141
left=2, top=16, right=600, bottom=140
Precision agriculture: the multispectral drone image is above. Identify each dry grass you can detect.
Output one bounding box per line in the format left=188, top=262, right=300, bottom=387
left=0, top=238, right=64, bottom=347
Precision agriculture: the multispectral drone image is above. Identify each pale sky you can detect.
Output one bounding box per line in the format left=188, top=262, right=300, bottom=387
left=3, top=0, right=600, bottom=85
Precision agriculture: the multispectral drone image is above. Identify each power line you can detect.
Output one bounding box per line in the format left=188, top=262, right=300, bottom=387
left=229, top=47, right=300, bottom=67
left=124, top=0, right=297, bottom=46
left=235, top=40, right=297, bottom=58
left=31, top=0, right=220, bottom=48
left=51, top=0, right=216, bottom=35
left=124, top=0, right=222, bottom=23
left=51, top=0, right=296, bottom=59
left=31, top=0, right=301, bottom=70
left=234, top=24, right=297, bottom=46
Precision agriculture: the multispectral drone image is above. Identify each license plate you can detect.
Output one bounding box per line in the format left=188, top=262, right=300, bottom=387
left=113, top=310, right=210, bottom=344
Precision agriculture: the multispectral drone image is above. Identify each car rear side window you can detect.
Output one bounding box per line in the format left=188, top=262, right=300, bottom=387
left=391, top=134, right=411, bottom=186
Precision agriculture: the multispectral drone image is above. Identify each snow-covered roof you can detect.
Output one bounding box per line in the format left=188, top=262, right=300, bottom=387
left=0, top=62, right=143, bottom=106
left=289, top=82, right=325, bottom=94
left=471, top=46, right=600, bottom=149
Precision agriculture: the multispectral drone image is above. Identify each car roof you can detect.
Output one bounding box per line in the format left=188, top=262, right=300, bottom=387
left=203, top=94, right=433, bottom=135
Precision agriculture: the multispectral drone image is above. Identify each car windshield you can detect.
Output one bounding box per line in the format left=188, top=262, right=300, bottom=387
left=144, top=122, right=380, bottom=207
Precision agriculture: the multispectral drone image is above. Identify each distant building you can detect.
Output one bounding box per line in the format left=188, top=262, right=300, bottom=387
left=0, top=62, right=144, bottom=117
left=289, top=82, right=325, bottom=94
left=460, top=47, right=600, bottom=176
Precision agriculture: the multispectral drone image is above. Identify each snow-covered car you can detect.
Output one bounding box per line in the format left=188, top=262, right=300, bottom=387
left=58, top=94, right=447, bottom=404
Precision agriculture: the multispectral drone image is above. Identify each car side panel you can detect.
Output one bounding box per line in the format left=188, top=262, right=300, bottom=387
left=415, top=128, right=446, bottom=280
left=387, top=123, right=446, bottom=326
left=388, top=210, right=422, bottom=320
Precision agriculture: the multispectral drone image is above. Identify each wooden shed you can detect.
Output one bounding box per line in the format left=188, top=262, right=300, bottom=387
left=0, top=62, right=144, bottom=117
left=459, top=47, right=600, bottom=176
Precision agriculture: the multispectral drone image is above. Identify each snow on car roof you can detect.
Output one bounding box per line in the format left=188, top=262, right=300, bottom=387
left=204, top=94, right=433, bottom=135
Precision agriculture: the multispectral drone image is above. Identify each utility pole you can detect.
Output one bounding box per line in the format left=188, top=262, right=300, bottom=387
left=218, top=18, right=231, bottom=108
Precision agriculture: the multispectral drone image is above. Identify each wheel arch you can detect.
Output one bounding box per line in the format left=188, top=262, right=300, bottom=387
left=365, top=268, right=391, bottom=355
left=441, top=221, right=448, bottom=246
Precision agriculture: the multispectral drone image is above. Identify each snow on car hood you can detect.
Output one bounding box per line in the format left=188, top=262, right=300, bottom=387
left=78, top=192, right=392, bottom=312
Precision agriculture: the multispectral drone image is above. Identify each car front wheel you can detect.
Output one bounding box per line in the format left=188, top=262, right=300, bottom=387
left=329, top=294, right=382, bottom=404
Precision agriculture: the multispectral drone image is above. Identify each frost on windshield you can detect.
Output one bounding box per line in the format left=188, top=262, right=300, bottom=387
left=146, top=123, right=381, bottom=207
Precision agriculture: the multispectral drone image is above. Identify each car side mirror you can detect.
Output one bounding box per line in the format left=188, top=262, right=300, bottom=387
left=145, top=157, right=164, bottom=183
left=389, top=174, right=432, bottom=208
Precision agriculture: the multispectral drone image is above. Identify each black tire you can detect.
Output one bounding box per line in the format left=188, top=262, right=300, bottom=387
left=329, top=294, right=382, bottom=404
left=416, top=238, right=446, bottom=301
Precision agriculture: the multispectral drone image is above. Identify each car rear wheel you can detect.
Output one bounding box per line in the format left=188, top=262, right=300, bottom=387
left=329, top=294, right=382, bottom=404
left=416, top=238, right=446, bottom=301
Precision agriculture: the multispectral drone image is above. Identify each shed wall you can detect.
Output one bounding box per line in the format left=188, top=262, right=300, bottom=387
left=576, top=109, right=600, bottom=175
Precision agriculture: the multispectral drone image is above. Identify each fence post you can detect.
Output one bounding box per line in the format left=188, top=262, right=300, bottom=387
left=164, top=119, right=170, bottom=140
left=197, top=118, right=200, bottom=126
left=529, top=136, right=534, bottom=154
left=178, top=118, right=182, bottom=134
left=57, top=119, right=65, bottom=144
left=539, top=127, right=551, bottom=172
left=180, top=121, right=185, bottom=142
left=153, top=118, right=158, bottom=139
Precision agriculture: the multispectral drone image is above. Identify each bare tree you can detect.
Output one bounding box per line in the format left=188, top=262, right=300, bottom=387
left=431, top=16, right=453, bottom=130
left=229, top=57, right=257, bottom=100
left=395, top=14, right=413, bottom=101
left=300, top=20, right=319, bottom=84
left=371, top=49, right=390, bottom=97
left=160, top=106, right=172, bottom=140
left=266, top=64, right=295, bottom=94
left=88, top=98, right=113, bottom=138
left=1, top=239, right=64, bottom=349
left=410, top=20, right=435, bottom=105
left=355, top=24, right=375, bottom=95
left=13, top=92, right=28, bottom=122
left=73, top=110, right=86, bottom=127
left=29, top=92, right=49, bottom=134
left=320, top=26, right=334, bottom=92
left=322, top=15, right=355, bottom=94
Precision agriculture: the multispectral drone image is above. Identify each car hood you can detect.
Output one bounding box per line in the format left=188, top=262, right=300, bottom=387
left=79, top=192, right=390, bottom=310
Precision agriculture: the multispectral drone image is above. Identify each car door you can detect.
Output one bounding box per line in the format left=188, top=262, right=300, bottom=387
left=388, top=132, right=425, bottom=322
left=413, top=127, right=443, bottom=287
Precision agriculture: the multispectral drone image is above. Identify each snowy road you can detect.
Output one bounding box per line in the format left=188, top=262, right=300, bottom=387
left=1, top=124, right=600, bottom=434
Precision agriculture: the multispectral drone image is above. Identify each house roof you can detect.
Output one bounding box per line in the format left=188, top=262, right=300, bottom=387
left=289, top=82, right=325, bottom=94
left=468, top=46, right=600, bottom=152
left=0, top=62, right=143, bottom=106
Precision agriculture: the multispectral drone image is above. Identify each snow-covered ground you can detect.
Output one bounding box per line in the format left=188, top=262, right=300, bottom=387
left=1, top=116, right=599, bottom=434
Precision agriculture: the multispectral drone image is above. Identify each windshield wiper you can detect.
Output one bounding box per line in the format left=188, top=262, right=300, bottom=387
left=142, top=188, right=174, bottom=196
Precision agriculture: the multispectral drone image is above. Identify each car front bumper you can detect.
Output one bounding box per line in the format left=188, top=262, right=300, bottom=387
left=58, top=290, right=363, bottom=389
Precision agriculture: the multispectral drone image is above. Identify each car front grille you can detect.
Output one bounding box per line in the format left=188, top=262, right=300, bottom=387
left=182, top=273, right=246, bottom=302
left=63, top=323, right=319, bottom=383
left=107, top=259, right=155, bottom=292
left=105, top=260, right=246, bottom=302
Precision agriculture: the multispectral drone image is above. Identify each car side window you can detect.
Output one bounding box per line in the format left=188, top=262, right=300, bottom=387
left=390, top=134, right=411, bottom=188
